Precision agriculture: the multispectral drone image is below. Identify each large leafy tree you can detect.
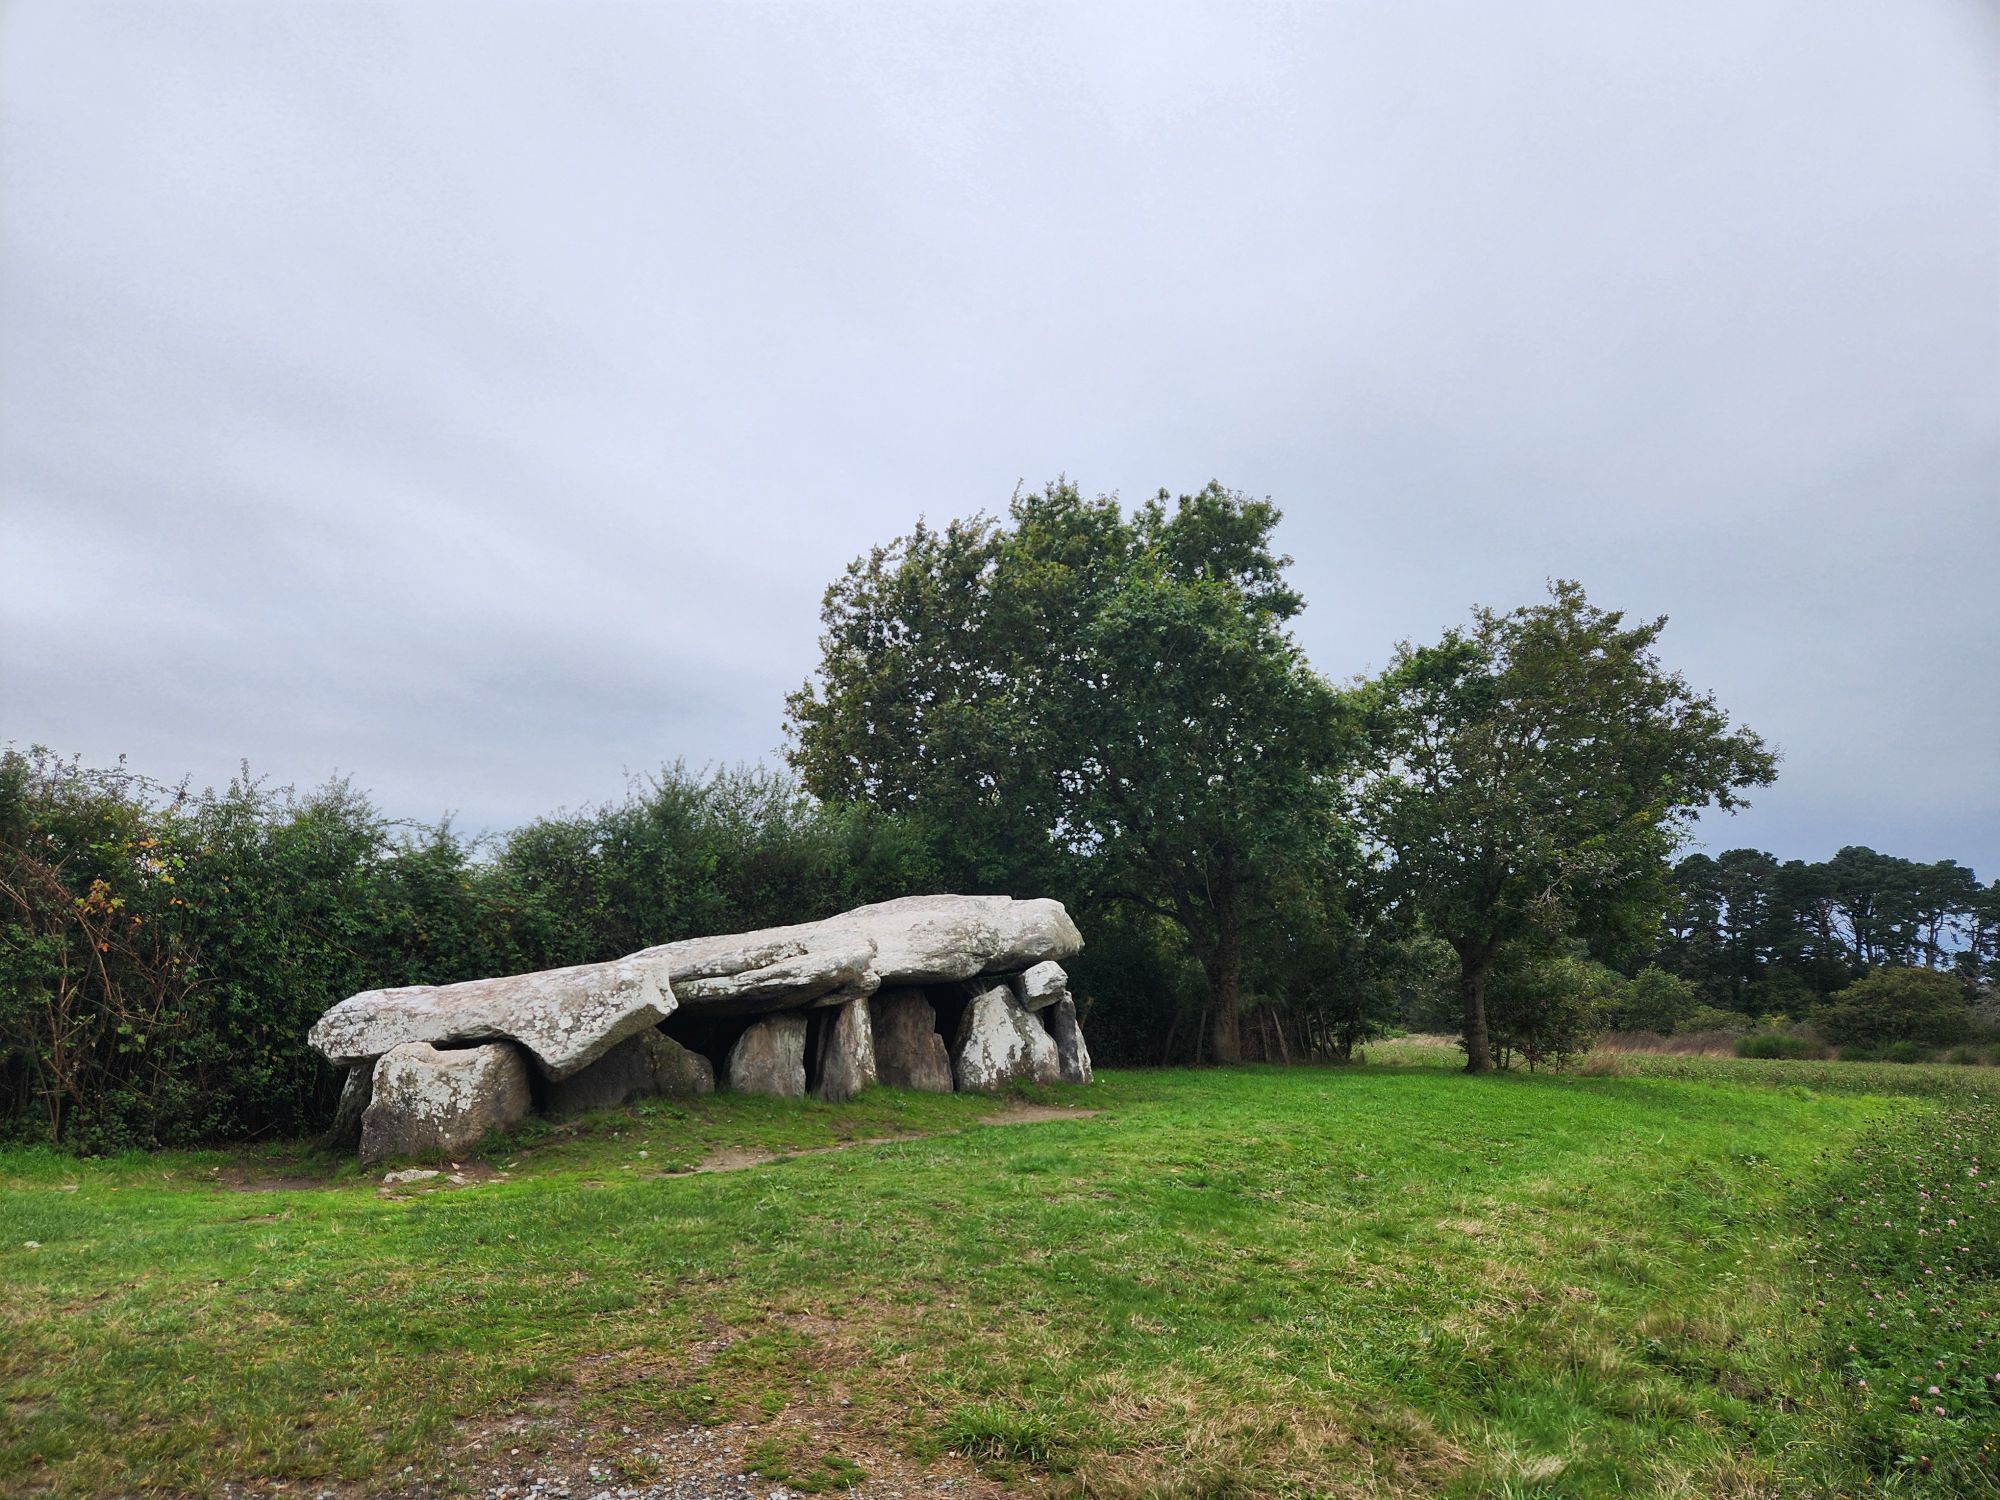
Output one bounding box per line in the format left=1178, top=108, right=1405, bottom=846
left=1357, top=581, right=1776, bottom=1072
left=786, top=481, right=1346, bottom=1062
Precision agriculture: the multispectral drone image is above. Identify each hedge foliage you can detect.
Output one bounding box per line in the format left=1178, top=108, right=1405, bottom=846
left=0, top=749, right=943, bottom=1149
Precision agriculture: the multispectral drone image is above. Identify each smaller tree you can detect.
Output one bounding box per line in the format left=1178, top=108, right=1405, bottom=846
left=1486, top=950, right=1616, bottom=1071
left=1607, top=966, right=1698, bottom=1033
left=1358, top=582, right=1776, bottom=1072
left=1815, top=968, right=1974, bottom=1048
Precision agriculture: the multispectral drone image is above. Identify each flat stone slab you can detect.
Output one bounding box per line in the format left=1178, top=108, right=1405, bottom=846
left=841, top=895, right=1082, bottom=985
left=630, top=895, right=1082, bottom=1014
left=638, top=925, right=876, bottom=1017
left=310, top=956, right=674, bottom=1080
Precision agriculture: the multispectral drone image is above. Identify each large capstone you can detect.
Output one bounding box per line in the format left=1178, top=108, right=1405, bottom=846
left=311, top=955, right=673, bottom=1081
left=870, top=988, right=954, bottom=1092
left=1012, top=960, right=1069, bottom=1012
left=641, top=926, right=877, bottom=1017
left=727, top=1012, right=808, bottom=1097
left=544, top=1029, right=714, bottom=1117
left=814, top=995, right=878, bottom=1104
left=1044, top=996, right=1094, bottom=1084
left=359, top=1041, right=532, bottom=1166
left=632, top=895, right=1083, bottom=1014
left=840, top=895, right=1082, bottom=985
left=953, top=982, right=1061, bottom=1092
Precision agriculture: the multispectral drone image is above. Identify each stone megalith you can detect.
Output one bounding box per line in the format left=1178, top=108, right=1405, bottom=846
left=953, top=982, right=1061, bottom=1092
left=642, top=926, right=879, bottom=1016
left=1044, top=996, right=1094, bottom=1085
left=324, top=1063, right=374, bottom=1150
left=311, top=954, right=673, bottom=1081
left=839, top=895, right=1083, bottom=985
left=1011, top=960, right=1069, bottom=1012
left=727, top=1012, right=808, bottom=1097
left=544, top=1029, right=714, bottom=1117
left=870, top=988, right=954, bottom=1092
left=359, top=1041, right=532, bottom=1167
left=814, top=995, right=878, bottom=1104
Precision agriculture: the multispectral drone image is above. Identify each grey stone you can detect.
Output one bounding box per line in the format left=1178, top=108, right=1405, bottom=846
left=544, top=1029, right=714, bottom=1117
left=636, top=895, right=1085, bottom=1010
left=359, top=1042, right=532, bottom=1167
left=643, top=926, right=878, bottom=1017
left=726, top=1012, right=808, bottom=1097
left=814, top=996, right=878, bottom=1104
left=1044, top=996, right=1094, bottom=1084
left=841, top=895, right=1083, bottom=984
left=311, top=955, right=674, bottom=1081
left=323, top=1062, right=373, bottom=1149
left=1012, top=960, right=1069, bottom=1011
left=870, top=988, right=954, bottom=1092
left=313, top=896, right=1081, bottom=1088
left=952, top=983, right=1061, bottom=1092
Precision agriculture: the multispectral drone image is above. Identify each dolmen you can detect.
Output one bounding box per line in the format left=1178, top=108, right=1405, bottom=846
left=308, top=894, right=1093, bottom=1166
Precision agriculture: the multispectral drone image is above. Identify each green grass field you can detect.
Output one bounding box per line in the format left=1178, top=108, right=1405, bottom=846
left=3, top=1046, right=1997, bottom=1497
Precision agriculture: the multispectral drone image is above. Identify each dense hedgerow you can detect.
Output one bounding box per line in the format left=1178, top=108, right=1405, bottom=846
left=0, top=748, right=943, bottom=1149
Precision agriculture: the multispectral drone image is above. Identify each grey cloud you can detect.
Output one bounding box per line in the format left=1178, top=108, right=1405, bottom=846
left=2, top=0, right=1995, bottom=869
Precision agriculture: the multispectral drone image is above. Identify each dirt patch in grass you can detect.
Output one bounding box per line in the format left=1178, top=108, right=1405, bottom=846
left=690, top=1145, right=784, bottom=1173
left=443, top=1407, right=1011, bottom=1499
left=438, top=1336, right=1010, bottom=1500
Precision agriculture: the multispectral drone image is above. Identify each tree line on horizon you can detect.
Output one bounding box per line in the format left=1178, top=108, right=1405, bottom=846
left=3, top=481, right=1993, bottom=1147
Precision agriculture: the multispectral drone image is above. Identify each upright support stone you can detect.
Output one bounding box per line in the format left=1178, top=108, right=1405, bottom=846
left=545, top=1029, right=714, bottom=1117
left=953, top=982, right=1061, bottom=1092
left=727, top=1012, right=808, bottom=1097
left=814, top=996, right=877, bottom=1104
left=870, top=989, right=954, bottom=1092
left=1043, top=996, right=1094, bottom=1084
left=323, top=1062, right=373, bottom=1150
left=359, top=1042, right=532, bottom=1167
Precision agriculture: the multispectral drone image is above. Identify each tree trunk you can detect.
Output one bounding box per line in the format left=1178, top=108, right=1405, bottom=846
left=1458, top=944, right=1496, bottom=1073
left=1205, top=920, right=1244, bottom=1066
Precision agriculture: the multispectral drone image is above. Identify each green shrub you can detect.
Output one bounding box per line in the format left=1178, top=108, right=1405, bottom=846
left=1815, top=967, right=1974, bottom=1049
left=1882, top=1039, right=1927, bottom=1064
left=1947, top=1046, right=1981, bottom=1066
left=1674, top=1004, right=1754, bottom=1036
left=1608, top=967, right=1698, bottom=1033
left=1733, top=1033, right=1824, bottom=1060
left=0, top=750, right=945, bottom=1148
left=1486, top=950, right=1616, bottom=1071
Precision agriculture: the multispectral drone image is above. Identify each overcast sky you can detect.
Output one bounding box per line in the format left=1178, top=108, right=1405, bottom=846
left=3, top=1, right=1996, bottom=876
